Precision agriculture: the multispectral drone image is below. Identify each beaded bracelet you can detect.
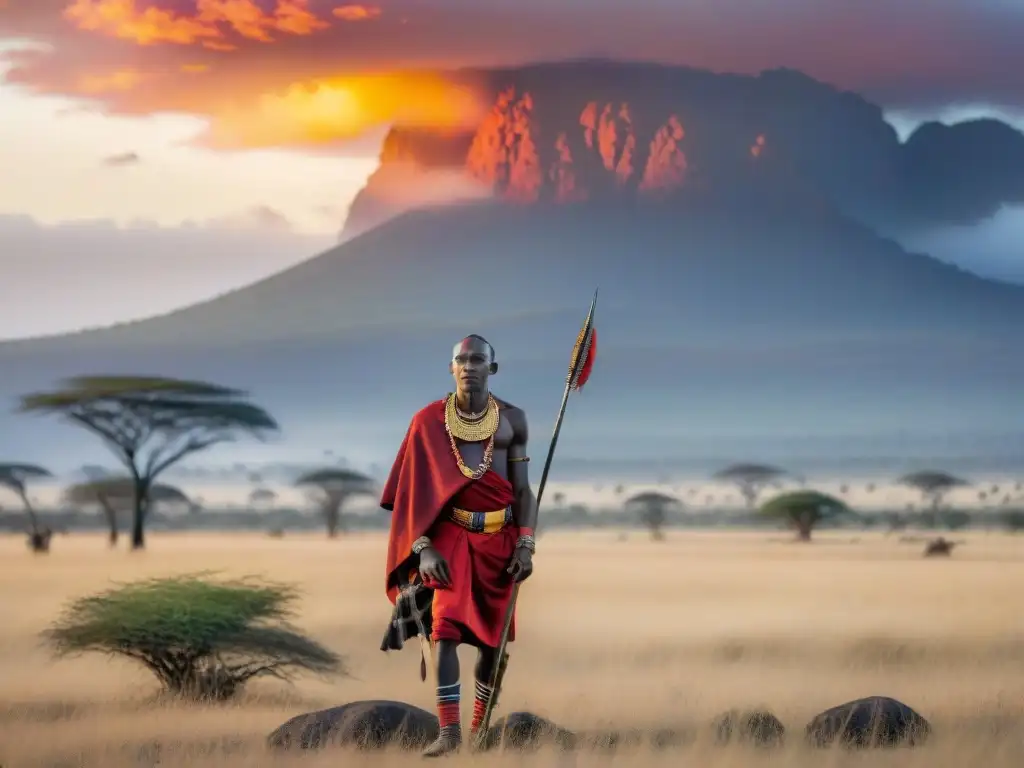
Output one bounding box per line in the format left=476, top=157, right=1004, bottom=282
left=411, top=536, right=432, bottom=555
left=516, top=534, right=536, bottom=553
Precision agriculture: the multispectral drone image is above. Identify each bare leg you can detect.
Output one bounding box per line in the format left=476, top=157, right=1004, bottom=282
left=437, top=640, right=460, bottom=687
left=474, top=645, right=498, bottom=685
left=422, top=640, right=462, bottom=757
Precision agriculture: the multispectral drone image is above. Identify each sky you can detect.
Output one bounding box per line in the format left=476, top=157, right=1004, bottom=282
left=2, top=0, right=1024, bottom=338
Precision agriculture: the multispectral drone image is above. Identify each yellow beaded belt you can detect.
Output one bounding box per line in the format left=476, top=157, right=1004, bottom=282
left=448, top=506, right=513, bottom=534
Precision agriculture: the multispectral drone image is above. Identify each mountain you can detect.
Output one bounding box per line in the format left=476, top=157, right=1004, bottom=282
left=342, top=60, right=1024, bottom=240
left=4, top=60, right=1024, bottom=472
left=2, top=199, right=1023, bottom=471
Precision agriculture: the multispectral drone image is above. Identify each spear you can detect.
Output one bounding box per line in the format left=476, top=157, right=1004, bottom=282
left=475, top=288, right=599, bottom=745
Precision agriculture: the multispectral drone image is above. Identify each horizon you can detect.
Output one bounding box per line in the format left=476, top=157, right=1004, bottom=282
left=7, top=466, right=1024, bottom=514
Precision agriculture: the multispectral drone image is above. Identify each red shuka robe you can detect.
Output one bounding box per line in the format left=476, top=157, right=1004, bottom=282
left=380, top=398, right=518, bottom=648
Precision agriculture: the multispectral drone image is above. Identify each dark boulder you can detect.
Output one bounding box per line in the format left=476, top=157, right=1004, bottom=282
left=477, top=711, right=577, bottom=752
left=712, top=708, right=786, bottom=747
left=266, top=700, right=438, bottom=751
left=805, top=696, right=931, bottom=748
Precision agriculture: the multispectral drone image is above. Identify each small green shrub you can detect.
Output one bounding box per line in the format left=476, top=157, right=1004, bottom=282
left=759, top=490, right=849, bottom=541
left=43, top=573, right=345, bottom=701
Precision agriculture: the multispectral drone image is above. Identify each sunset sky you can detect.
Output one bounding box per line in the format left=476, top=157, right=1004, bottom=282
left=2, top=0, right=1024, bottom=338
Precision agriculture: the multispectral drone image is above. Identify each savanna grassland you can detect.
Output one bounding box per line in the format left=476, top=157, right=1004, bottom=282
left=1, top=530, right=1022, bottom=767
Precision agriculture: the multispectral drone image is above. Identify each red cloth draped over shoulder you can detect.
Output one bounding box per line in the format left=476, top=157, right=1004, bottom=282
left=381, top=399, right=487, bottom=603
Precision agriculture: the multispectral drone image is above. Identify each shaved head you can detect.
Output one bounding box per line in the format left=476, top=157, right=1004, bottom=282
left=452, top=334, right=495, bottom=363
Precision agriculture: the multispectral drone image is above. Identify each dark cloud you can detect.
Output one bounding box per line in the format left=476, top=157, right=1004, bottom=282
left=101, top=150, right=140, bottom=166
left=1, top=0, right=1023, bottom=152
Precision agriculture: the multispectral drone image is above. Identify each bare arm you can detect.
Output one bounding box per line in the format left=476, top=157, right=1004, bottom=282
left=507, top=408, right=537, bottom=531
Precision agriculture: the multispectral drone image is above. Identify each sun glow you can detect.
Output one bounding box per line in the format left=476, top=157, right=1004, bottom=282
left=204, top=74, right=484, bottom=149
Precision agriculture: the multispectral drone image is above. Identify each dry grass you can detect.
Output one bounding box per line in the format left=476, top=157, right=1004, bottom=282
left=0, top=529, right=1021, bottom=766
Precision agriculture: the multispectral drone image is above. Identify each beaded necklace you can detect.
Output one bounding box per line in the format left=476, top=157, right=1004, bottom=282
left=444, top=393, right=498, bottom=479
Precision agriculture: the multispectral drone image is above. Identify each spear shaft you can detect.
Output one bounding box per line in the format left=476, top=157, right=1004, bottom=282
left=476, top=289, right=598, bottom=743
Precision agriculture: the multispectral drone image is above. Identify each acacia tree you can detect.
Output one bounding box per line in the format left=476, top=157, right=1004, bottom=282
left=759, top=489, right=848, bottom=542
left=248, top=487, right=278, bottom=511
left=64, top=477, right=191, bottom=547
left=294, top=468, right=376, bottom=537
left=0, top=463, right=53, bottom=552
left=43, top=574, right=343, bottom=700
left=896, top=471, right=969, bottom=527
left=624, top=490, right=682, bottom=541
left=20, top=376, right=278, bottom=549
left=713, top=463, right=787, bottom=509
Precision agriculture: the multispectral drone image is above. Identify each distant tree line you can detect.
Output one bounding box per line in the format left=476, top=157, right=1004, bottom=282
left=3, top=377, right=1024, bottom=551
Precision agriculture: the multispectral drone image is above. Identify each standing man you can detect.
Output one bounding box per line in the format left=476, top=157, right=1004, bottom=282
left=380, top=334, right=538, bottom=757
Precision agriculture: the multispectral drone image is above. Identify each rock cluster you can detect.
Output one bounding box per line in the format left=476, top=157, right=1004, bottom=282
left=267, top=695, right=931, bottom=753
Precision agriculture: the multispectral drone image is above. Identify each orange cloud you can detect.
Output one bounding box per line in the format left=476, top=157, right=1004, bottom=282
left=199, top=0, right=327, bottom=40
left=63, top=0, right=329, bottom=48
left=273, top=0, right=329, bottom=34
left=332, top=5, right=381, bottom=22
left=78, top=68, right=145, bottom=93
left=0, top=0, right=1019, bottom=132
left=64, top=0, right=221, bottom=45
left=202, top=73, right=485, bottom=149
left=180, top=63, right=210, bottom=74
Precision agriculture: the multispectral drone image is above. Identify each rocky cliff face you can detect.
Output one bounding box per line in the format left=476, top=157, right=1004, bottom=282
left=341, top=60, right=1024, bottom=240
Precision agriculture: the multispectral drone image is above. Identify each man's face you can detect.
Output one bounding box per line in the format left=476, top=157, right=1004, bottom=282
left=450, top=337, right=496, bottom=393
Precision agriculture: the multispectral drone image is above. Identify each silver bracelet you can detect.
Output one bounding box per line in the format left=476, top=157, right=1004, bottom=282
left=516, top=534, right=536, bottom=553
left=412, top=536, right=432, bottom=555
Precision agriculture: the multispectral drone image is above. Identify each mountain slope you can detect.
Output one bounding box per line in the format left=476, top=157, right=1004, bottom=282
left=5, top=200, right=1024, bottom=350
left=2, top=201, right=1023, bottom=468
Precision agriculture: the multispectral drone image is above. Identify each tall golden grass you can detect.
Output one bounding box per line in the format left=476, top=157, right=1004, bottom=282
left=1, top=530, right=1021, bottom=766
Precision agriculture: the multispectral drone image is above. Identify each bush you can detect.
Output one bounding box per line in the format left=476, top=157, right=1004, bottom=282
left=43, top=573, right=345, bottom=701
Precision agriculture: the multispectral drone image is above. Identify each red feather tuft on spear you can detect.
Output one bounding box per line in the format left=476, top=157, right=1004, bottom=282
left=567, top=289, right=598, bottom=391
left=572, top=328, right=596, bottom=390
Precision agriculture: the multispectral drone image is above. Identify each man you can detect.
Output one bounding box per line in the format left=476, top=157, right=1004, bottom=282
left=380, top=334, right=537, bottom=757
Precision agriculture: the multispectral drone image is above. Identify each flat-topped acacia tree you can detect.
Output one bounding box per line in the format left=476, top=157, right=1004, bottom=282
left=20, top=376, right=278, bottom=549
left=64, top=476, right=192, bottom=547
left=624, top=490, right=682, bottom=541
left=248, top=487, right=278, bottom=511
left=294, top=468, right=376, bottom=538
left=759, top=489, right=849, bottom=542
left=713, top=463, right=788, bottom=509
left=0, top=463, right=53, bottom=552
left=896, top=471, right=969, bottom=511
